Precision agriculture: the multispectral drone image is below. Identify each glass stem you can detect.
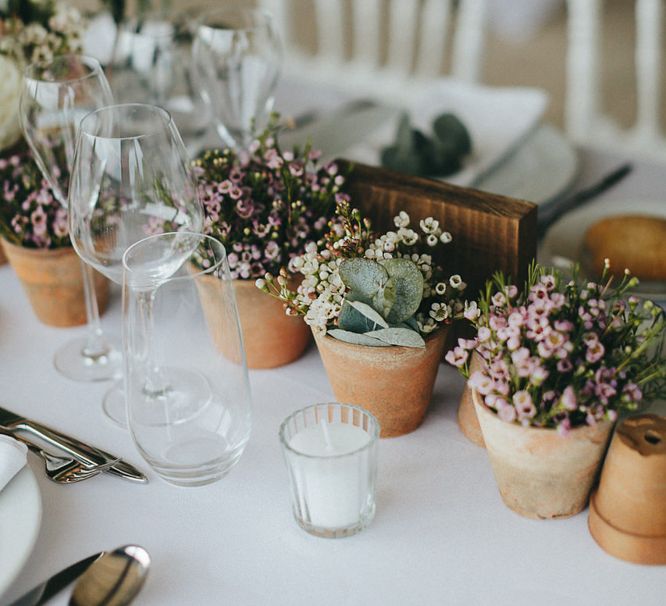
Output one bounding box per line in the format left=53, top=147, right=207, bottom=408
left=137, top=289, right=170, bottom=397
left=80, top=260, right=110, bottom=360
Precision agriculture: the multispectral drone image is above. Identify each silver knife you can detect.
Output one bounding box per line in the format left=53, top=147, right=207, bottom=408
left=8, top=552, right=103, bottom=606
left=0, top=406, right=147, bottom=483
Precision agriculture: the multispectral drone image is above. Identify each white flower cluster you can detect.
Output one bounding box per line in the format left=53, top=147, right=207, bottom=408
left=287, top=243, right=346, bottom=331
left=0, top=55, right=22, bottom=151
left=279, top=212, right=466, bottom=336
left=0, top=2, right=84, bottom=67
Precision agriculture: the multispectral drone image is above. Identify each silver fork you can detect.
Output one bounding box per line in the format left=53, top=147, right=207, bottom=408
left=28, top=444, right=116, bottom=484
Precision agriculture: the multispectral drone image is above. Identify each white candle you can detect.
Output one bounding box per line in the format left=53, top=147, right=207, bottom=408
left=288, top=421, right=372, bottom=530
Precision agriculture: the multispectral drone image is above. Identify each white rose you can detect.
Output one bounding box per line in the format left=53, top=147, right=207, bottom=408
left=0, top=56, right=22, bottom=152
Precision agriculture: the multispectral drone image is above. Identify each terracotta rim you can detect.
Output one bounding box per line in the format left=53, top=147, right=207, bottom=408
left=589, top=491, right=666, bottom=565
left=1, top=239, right=74, bottom=258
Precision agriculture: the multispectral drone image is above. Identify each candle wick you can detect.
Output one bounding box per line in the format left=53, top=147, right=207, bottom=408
left=320, top=418, right=334, bottom=451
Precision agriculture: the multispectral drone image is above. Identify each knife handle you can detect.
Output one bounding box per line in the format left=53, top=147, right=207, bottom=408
left=12, top=421, right=111, bottom=467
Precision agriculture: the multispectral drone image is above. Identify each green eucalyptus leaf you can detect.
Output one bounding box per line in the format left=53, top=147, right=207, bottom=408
left=380, top=258, right=424, bottom=324
left=339, top=258, right=388, bottom=301
left=396, top=113, right=414, bottom=153
left=372, top=278, right=396, bottom=319
left=347, top=300, right=389, bottom=328
left=403, top=316, right=420, bottom=331
left=432, top=113, right=472, bottom=156
left=328, top=329, right=392, bottom=347
left=381, top=146, right=424, bottom=176
left=365, top=328, right=426, bottom=348
left=338, top=301, right=388, bottom=333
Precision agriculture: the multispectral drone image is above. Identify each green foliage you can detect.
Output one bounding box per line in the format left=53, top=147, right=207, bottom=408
left=333, top=257, right=426, bottom=348
left=381, top=112, right=472, bottom=178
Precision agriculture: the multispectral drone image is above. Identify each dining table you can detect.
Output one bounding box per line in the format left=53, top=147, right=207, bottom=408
left=1, top=136, right=665, bottom=605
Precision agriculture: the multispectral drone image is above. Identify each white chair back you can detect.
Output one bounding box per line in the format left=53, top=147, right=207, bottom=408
left=565, top=0, right=665, bottom=162
left=259, top=0, right=487, bottom=102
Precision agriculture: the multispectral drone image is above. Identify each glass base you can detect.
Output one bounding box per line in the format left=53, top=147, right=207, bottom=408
left=103, top=384, right=127, bottom=429
left=295, top=505, right=376, bottom=539
left=53, top=336, right=122, bottom=383
left=147, top=446, right=246, bottom=487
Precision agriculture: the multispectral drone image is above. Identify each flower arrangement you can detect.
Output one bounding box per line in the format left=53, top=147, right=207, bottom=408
left=0, top=0, right=84, bottom=67
left=258, top=200, right=467, bottom=348
left=191, top=122, right=346, bottom=281
left=0, top=146, right=69, bottom=249
left=447, top=261, right=666, bottom=434
left=0, top=1, right=84, bottom=152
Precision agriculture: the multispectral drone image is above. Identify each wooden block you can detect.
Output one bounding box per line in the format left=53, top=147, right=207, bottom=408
left=342, top=161, right=537, bottom=298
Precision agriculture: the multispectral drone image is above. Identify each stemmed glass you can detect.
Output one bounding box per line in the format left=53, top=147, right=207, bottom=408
left=109, top=17, right=209, bottom=142
left=192, top=7, right=281, bottom=150
left=123, top=232, right=251, bottom=486
left=19, top=54, right=122, bottom=383
left=68, top=103, right=204, bottom=426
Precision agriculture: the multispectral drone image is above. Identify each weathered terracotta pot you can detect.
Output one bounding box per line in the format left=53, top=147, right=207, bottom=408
left=457, top=352, right=485, bottom=447
left=473, top=390, right=613, bottom=519
left=313, top=327, right=449, bottom=438
left=2, top=239, right=109, bottom=327
left=589, top=414, right=666, bottom=564
left=197, top=276, right=311, bottom=369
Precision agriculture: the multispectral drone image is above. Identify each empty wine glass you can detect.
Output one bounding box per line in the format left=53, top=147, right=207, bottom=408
left=192, top=7, right=281, bottom=149
left=108, top=17, right=209, bottom=142
left=20, top=54, right=122, bottom=383
left=123, top=232, right=251, bottom=486
left=68, top=103, right=204, bottom=426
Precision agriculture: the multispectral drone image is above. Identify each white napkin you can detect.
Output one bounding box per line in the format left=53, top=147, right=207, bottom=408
left=343, top=79, right=549, bottom=187
left=0, top=434, right=28, bottom=492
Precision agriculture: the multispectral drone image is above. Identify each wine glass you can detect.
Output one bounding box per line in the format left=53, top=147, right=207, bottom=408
left=19, top=54, right=122, bottom=383
left=192, top=7, right=281, bottom=150
left=108, top=17, right=209, bottom=143
left=68, top=103, right=204, bottom=426
left=123, top=232, right=251, bottom=486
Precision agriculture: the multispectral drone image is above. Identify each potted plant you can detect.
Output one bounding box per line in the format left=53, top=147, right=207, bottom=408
left=192, top=120, right=344, bottom=369
left=259, top=200, right=466, bottom=437
left=0, top=0, right=84, bottom=264
left=0, top=147, right=109, bottom=326
left=447, top=261, right=666, bottom=519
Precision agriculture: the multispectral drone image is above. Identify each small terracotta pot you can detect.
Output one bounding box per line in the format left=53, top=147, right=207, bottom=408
left=197, top=276, right=311, bottom=369
left=473, top=390, right=613, bottom=519
left=457, top=352, right=485, bottom=447
left=2, top=239, right=109, bottom=327
left=589, top=414, right=666, bottom=564
left=313, top=327, right=448, bottom=438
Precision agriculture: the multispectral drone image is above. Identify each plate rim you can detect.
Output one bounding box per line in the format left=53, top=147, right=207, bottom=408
left=0, top=465, right=43, bottom=600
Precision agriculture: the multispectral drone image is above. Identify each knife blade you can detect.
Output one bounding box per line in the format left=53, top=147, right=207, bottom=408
left=0, top=407, right=147, bottom=483
left=8, top=552, right=103, bottom=606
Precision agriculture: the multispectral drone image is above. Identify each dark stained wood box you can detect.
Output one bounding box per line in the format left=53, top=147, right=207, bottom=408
left=342, top=161, right=537, bottom=299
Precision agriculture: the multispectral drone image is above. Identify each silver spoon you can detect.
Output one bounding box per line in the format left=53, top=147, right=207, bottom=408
left=69, top=545, right=151, bottom=606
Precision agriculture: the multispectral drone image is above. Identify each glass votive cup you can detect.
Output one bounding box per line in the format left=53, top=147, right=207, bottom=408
left=279, top=403, right=379, bottom=538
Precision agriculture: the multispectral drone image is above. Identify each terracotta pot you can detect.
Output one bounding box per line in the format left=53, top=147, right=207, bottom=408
left=313, top=327, right=449, bottom=438
left=2, top=239, right=109, bottom=327
left=0, top=240, right=7, bottom=266
left=457, top=352, right=485, bottom=447
left=589, top=414, right=666, bottom=564
left=197, top=276, right=311, bottom=369
left=473, top=390, right=613, bottom=519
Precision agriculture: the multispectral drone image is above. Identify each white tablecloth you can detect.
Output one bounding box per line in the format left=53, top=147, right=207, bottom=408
left=1, top=148, right=665, bottom=606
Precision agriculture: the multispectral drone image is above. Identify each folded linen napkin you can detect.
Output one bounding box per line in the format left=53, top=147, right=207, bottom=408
left=343, top=79, right=549, bottom=187
left=0, top=434, right=28, bottom=492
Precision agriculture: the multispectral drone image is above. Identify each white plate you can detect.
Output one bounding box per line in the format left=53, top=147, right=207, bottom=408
left=474, top=123, right=579, bottom=205
left=540, top=198, right=666, bottom=299
left=0, top=466, right=42, bottom=599
left=341, top=80, right=548, bottom=188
